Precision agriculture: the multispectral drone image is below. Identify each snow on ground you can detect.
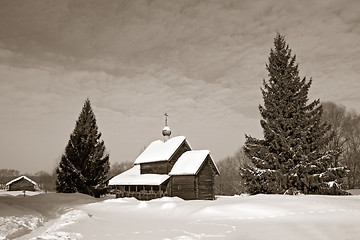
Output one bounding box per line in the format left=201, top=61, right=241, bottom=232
left=0, top=190, right=44, bottom=197
left=0, top=215, right=44, bottom=240
left=0, top=191, right=45, bottom=239
left=1, top=193, right=360, bottom=240
left=0, top=191, right=102, bottom=240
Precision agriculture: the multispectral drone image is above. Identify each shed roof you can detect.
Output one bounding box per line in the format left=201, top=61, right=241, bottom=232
left=109, top=165, right=170, bottom=186
left=169, top=150, right=219, bottom=175
left=134, top=136, right=187, bottom=164
left=6, top=176, right=37, bottom=186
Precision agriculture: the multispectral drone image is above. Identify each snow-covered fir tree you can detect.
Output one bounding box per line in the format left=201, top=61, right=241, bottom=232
left=56, top=98, right=110, bottom=197
left=241, top=34, right=347, bottom=195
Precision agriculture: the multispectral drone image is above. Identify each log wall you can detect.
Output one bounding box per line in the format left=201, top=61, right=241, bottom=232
left=140, top=161, right=168, bottom=174
left=197, top=157, right=216, bottom=200
left=170, top=156, right=217, bottom=200
left=170, top=175, right=196, bottom=200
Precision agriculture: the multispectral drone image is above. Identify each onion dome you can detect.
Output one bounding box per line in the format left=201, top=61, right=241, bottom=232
left=162, top=125, right=171, bottom=137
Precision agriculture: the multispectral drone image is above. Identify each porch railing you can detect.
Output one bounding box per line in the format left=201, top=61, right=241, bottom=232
left=115, top=190, right=167, bottom=200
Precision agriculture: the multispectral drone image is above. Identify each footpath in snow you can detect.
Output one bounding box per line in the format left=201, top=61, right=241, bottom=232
left=1, top=193, right=360, bottom=240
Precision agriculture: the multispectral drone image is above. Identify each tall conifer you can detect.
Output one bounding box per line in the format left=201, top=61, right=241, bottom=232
left=242, top=34, right=345, bottom=195
left=56, top=98, right=110, bottom=197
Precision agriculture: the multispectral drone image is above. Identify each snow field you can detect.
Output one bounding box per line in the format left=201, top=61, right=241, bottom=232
left=0, top=192, right=100, bottom=240
left=27, top=210, right=87, bottom=240
left=2, top=193, right=360, bottom=240
left=30, top=194, right=360, bottom=240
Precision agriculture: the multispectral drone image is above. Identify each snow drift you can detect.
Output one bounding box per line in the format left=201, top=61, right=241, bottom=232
left=1, top=192, right=360, bottom=240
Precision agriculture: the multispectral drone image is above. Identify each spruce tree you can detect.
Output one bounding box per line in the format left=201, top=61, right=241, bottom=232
left=56, top=98, right=110, bottom=197
left=242, top=34, right=346, bottom=195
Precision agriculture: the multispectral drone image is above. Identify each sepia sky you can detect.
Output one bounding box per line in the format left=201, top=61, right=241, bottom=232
left=0, top=0, right=359, bottom=173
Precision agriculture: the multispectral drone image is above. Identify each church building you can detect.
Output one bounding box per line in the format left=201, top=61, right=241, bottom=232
left=109, top=115, right=219, bottom=200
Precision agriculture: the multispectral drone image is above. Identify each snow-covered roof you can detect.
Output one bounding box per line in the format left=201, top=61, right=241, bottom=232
left=134, top=136, right=187, bottom=164
left=6, top=176, right=37, bottom=186
left=109, top=165, right=170, bottom=186
left=169, top=150, right=219, bottom=175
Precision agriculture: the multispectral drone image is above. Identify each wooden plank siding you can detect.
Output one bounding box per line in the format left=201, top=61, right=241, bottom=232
left=170, top=156, right=217, bottom=200
left=197, top=157, right=216, bottom=200
left=140, top=161, right=168, bottom=174
left=170, top=175, right=196, bottom=200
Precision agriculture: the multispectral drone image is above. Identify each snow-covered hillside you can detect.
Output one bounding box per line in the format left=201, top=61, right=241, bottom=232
left=1, top=192, right=360, bottom=240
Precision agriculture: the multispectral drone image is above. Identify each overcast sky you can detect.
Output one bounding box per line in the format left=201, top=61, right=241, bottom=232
left=0, top=0, right=359, bottom=174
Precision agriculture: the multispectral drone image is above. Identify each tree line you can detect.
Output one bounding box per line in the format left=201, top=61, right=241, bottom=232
left=0, top=169, right=56, bottom=192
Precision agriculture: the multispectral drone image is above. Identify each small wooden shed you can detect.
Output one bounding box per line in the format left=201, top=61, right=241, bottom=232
left=169, top=150, right=219, bottom=200
left=6, top=176, right=38, bottom=191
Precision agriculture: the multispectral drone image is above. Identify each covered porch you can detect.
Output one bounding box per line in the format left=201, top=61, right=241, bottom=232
left=112, top=184, right=168, bottom=200
left=109, top=165, right=170, bottom=200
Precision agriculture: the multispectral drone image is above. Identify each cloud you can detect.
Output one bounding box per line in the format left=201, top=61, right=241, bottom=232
left=0, top=0, right=359, bottom=172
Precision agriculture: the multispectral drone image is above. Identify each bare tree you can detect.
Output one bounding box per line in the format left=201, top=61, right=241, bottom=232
left=343, top=112, right=360, bottom=188
left=215, top=147, right=251, bottom=195
left=322, top=102, right=347, bottom=153
left=322, top=102, right=360, bottom=189
left=108, top=161, right=133, bottom=179
left=30, top=171, right=56, bottom=192
left=0, top=169, right=20, bottom=188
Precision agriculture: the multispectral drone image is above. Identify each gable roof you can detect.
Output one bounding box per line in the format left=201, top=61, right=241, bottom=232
left=134, top=136, right=187, bottom=164
left=109, top=165, right=170, bottom=186
left=6, top=176, right=37, bottom=186
left=169, top=150, right=219, bottom=175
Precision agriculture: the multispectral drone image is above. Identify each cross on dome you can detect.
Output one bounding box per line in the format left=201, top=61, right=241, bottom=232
left=164, top=113, right=168, bottom=126
left=162, top=113, right=171, bottom=141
